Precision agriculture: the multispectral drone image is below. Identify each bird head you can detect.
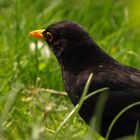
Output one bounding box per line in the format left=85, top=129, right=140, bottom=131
left=30, top=20, right=111, bottom=71
left=30, top=20, right=92, bottom=58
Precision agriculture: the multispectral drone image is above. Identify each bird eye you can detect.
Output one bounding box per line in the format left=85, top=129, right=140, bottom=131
left=45, top=32, right=53, bottom=42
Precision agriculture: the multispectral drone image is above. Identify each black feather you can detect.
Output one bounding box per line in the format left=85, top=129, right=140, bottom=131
left=44, top=20, right=140, bottom=139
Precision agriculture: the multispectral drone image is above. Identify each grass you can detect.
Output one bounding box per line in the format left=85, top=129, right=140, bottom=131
left=0, top=0, right=140, bottom=139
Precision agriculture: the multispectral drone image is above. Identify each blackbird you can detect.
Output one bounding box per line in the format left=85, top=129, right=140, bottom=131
left=30, top=20, right=140, bottom=139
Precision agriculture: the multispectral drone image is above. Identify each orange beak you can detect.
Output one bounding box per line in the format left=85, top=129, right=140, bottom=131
left=29, top=29, right=45, bottom=39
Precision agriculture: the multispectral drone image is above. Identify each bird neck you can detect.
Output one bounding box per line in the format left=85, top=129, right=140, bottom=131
left=58, top=41, right=116, bottom=73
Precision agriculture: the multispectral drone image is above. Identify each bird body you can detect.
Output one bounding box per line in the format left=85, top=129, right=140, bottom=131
left=30, top=20, right=140, bottom=139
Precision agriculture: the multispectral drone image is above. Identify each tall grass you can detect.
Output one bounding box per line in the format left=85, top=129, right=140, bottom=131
left=0, top=0, right=140, bottom=139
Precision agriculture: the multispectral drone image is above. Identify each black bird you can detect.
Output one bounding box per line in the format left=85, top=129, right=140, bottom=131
left=30, top=20, right=140, bottom=139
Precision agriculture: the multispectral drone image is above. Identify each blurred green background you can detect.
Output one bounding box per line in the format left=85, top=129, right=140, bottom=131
left=0, top=0, right=140, bottom=139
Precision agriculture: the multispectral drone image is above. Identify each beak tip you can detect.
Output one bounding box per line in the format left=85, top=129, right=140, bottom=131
left=29, top=31, right=33, bottom=36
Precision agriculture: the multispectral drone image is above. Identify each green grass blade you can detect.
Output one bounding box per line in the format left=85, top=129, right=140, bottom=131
left=105, top=101, right=140, bottom=140
left=134, top=121, right=140, bottom=140
left=53, top=73, right=93, bottom=140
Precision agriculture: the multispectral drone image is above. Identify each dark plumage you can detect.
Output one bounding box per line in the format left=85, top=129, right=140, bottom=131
left=30, top=20, right=140, bottom=139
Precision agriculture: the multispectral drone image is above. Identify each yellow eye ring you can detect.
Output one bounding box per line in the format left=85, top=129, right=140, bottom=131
left=45, top=32, right=53, bottom=42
